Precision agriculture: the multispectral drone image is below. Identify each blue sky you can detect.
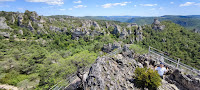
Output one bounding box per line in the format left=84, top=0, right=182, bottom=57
left=0, top=0, right=200, bottom=16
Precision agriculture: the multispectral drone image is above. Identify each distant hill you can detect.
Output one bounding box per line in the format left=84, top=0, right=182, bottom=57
left=127, top=15, right=200, bottom=31
left=80, top=16, right=139, bottom=22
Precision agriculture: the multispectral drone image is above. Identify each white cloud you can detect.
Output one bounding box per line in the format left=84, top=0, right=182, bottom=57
left=134, top=5, right=137, bottom=7
left=59, top=9, right=66, bottom=11
left=68, top=8, right=73, bottom=10
left=170, top=2, right=174, bottom=4
left=140, top=4, right=157, bottom=6
left=73, top=0, right=81, bottom=4
left=180, top=2, right=195, bottom=7
left=0, top=0, right=15, bottom=1
left=25, top=0, right=64, bottom=5
left=74, top=5, right=87, bottom=8
left=102, top=2, right=131, bottom=8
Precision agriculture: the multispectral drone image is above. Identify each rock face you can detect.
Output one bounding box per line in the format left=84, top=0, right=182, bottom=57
left=102, top=42, right=122, bottom=53
left=28, top=21, right=34, bottom=31
left=85, top=56, right=137, bottom=90
left=166, top=69, right=200, bottom=90
left=152, top=19, right=165, bottom=30
left=0, top=17, right=12, bottom=30
left=135, top=26, right=143, bottom=42
left=112, top=25, right=121, bottom=35
left=17, top=14, right=23, bottom=27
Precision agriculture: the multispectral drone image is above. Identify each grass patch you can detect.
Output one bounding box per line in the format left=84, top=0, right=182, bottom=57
left=129, top=44, right=148, bottom=54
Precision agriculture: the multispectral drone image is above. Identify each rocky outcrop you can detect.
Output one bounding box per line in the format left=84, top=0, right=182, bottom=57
left=193, top=28, right=200, bottom=33
left=152, top=19, right=165, bottom=30
left=18, top=30, right=23, bottom=35
left=72, top=31, right=85, bottom=40
left=102, top=42, right=122, bottom=53
left=28, top=21, right=34, bottom=31
left=119, top=28, right=128, bottom=39
left=49, top=26, right=61, bottom=32
left=17, top=14, right=23, bottom=27
left=0, top=31, right=10, bottom=38
left=135, top=26, right=143, bottom=42
left=85, top=56, right=138, bottom=90
left=112, top=25, right=121, bottom=35
left=0, top=17, right=12, bottom=30
left=166, top=69, right=200, bottom=90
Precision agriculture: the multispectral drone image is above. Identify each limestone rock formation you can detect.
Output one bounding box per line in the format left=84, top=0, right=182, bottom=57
left=17, top=14, right=24, bottom=27
left=86, top=56, right=137, bottom=90
left=166, top=69, right=200, bottom=90
left=102, top=42, right=121, bottom=53
left=18, top=30, right=23, bottom=35
left=49, top=26, right=61, bottom=32
left=0, top=31, right=10, bottom=38
left=152, top=19, right=165, bottom=30
left=112, top=25, right=121, bottom=35
left=28, top=21, right=34, bottom=31
left=135, top=26, right=143, bottom=42
left=0, top=17, right=12, bottom=30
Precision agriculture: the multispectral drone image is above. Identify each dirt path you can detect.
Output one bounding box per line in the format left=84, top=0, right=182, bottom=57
left=0, top=84, right=18, bottom=90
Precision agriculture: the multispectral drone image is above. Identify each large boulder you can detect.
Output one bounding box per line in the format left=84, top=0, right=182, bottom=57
left=0, top=17, right=12, bottom=30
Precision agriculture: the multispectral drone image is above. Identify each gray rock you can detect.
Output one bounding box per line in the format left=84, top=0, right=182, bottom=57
left=112, top=25, right=121, bottom=35
left=0, top=17, right=12, bottom=30
left=28, top=21, right=34, bottom=31
left=152, top=19, right=165, bottom=30
left=49, top=26, right=61, bottom=32
left=166, top=69, right=200, bottom=90
left=17, top=14, right=23, bottom=27
left=37, top=23, right=43, bottom=29
left=86, top=56, right=137, bottom=90
left=18, top=30, right=23, bottom=35
left=0, top=31, right=10, bottom=38
left=72, top=31, right=85, bottom=40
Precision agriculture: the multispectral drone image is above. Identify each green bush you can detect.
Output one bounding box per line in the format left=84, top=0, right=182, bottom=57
left=134, top=67, right=161, bottom=89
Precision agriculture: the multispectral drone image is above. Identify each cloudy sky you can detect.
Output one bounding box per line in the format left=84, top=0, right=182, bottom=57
left=0, top=0, right=200, bottom=16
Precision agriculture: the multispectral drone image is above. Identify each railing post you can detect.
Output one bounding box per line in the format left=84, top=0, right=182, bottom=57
left=177, top=58, right=180, bottom=68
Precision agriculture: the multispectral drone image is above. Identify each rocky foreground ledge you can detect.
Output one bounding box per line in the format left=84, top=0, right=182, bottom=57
left=66, top=45, right=200, bottom=90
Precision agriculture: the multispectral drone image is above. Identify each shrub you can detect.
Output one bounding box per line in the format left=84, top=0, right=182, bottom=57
left=134, top=67, right=161, bottom=89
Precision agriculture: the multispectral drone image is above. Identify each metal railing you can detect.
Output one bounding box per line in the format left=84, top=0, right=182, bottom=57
left=149, top=46, right=200, bottom=76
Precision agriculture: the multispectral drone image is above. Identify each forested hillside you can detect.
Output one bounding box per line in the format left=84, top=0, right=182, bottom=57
left=139, top=21, right=200, bottom=69
left=0, top=10, right=200, bottom=89
left=127, top=15, right=200, bottom=32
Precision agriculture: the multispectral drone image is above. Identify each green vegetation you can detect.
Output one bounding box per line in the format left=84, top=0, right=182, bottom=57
left=129, top=44, right=148, bottom=54
left=134, top=67, right=161, bottom=89
left=0, top=10, right=200, bottom=89
left=139, top=21, right=200, bottom=69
